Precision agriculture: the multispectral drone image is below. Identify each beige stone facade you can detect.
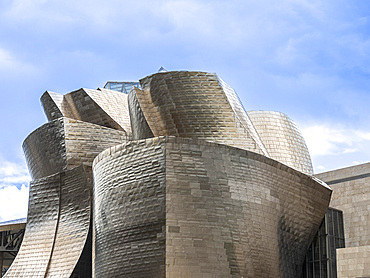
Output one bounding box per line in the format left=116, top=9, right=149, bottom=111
left=316, top=163, right=370, bottom=278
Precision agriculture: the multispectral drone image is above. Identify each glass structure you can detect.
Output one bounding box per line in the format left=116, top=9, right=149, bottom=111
left=302, top=207, right=345, bottom=278
left=103, top=81, right=140, bottom=94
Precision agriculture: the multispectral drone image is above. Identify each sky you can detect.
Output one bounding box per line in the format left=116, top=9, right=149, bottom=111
left=1, top=0, right=370, bottom=221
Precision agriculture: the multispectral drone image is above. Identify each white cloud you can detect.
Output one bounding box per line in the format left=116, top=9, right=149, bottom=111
left=0, top=184, right=29, bottom=222
left=0, top=48, right=38, bottom=76
left=0, top=158, right=30, bottom=222
left=302, top=123, right=370, bottom=157
left=0, top=158, right=31, bottom=187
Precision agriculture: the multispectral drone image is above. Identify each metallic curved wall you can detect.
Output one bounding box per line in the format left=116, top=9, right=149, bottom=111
left=12, top=88, right=128, bottom=277
left=4, top=167, right=92, bottom=278
left=93, top=137, right=331, bottom=277
left=40, top=91, right=65, bottom=121
left=45, top=166, right=91, bottom=278
left=11, top=69, right=326, bottom=277
left=248, top=110, right=314, bottom=175
left=4, top=173, right=60, bottom=277
left=136, top=71, right=268, bottom=156
left=23, top=117, right=127, bottom=180
left=41, top=88, right=132, bottom=136
left=93, top=138, right=166, bottom=277
left=128, top=87, right=154, bottom=140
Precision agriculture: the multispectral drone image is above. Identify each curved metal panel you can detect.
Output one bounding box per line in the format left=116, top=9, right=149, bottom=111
left=22, top=118, right=67, bottom=181
left=64, top=88, right=131, bottom=135
left=93, top=137, right=331, bottom=277
left=93, top=87, right=132, bottom=134
left=4, top=173, right=61, bottom=278
left=45, top=166, right=91, bottom=278
left=128, top=87, right=154, bottom=140
left=137, top=71, right=267, bottom=155
left=5, top=166, right=92, bottom=278
left=93, top=138, right=167, bottom=277
left=217, top=77, right=269, bottom=156
left=248, top=111, right=314, bottom=175
left=63, top=118, right=127, bottom=170
left=40, top=91, right=65, bottom=122
left=23, top=117, right=127, bottom=180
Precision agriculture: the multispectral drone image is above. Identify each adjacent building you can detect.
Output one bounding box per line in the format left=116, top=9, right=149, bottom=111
left=316, top=164, right=370, bottom=278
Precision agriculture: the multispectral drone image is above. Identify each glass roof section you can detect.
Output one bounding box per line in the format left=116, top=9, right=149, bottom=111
left=104, top=81, right=141, bottom=94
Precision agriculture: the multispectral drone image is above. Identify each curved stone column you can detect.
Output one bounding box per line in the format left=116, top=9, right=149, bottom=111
left=248, top=111, right=313, bottom=175
left=93, top=137, right=331, bottom=277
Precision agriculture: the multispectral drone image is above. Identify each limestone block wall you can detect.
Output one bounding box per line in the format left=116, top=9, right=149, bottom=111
left=248, top=111, right=313, bottom=175
left=316, top=164, right=370, bottom=248
left=316, top=164, right=370, bottom=277
left=136, top=71, right=268, bottom=156
left=336, top=246, right=370, bottom=278
left=93, top=137, right=331, bottom=278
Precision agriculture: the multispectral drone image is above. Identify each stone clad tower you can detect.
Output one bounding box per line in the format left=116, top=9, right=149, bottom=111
left=5, top=71, right=331, bottom=278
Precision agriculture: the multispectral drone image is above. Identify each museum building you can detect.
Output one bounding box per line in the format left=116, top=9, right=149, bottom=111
left=0, top=70, right=368, bottom=277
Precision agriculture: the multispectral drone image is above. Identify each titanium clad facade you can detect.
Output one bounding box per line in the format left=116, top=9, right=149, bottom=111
left=23, top=118, right=127, bottom=180
left=93, top=137, right=332, bottom=277
left=7, top=86, right=131, bottom=277
left=136, top=71, right=268, bottom=155
left=4, top=174, right=61, bottom=277
left=128, top=87, right=154, bottom=140
left=64, top=88, right=132, bottom=135
left=41, top=88, right=132, bottom=136
left=8, top=69, right=332, bottom=277
left=93, top=138, right=167, bottom=277
left=248, top=111, right=314, bottom=175
left=44, top=166, right=91, bottom=278
left=5, top=167, right=92, bottom=278
left=40, top=91, right=65, bottom=121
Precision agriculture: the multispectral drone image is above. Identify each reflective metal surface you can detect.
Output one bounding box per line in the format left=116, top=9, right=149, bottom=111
left=5, top=173, right=61, bottom=277
left=136, top=71, right=268, bottom=155
left=23, top=117, right=127, bottom=180
left=128, top=87, right=154, bottom=140
left=248, top=111, right=314, bottom=175
left=9, top=70, right=331, bottom=277
left=93, top=137, right=331, bottom=277
left=41, top=88, right=132, bottom=136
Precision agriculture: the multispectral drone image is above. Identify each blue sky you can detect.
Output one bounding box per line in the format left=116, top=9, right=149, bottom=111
left=1, top=0, right=370, bottom=221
